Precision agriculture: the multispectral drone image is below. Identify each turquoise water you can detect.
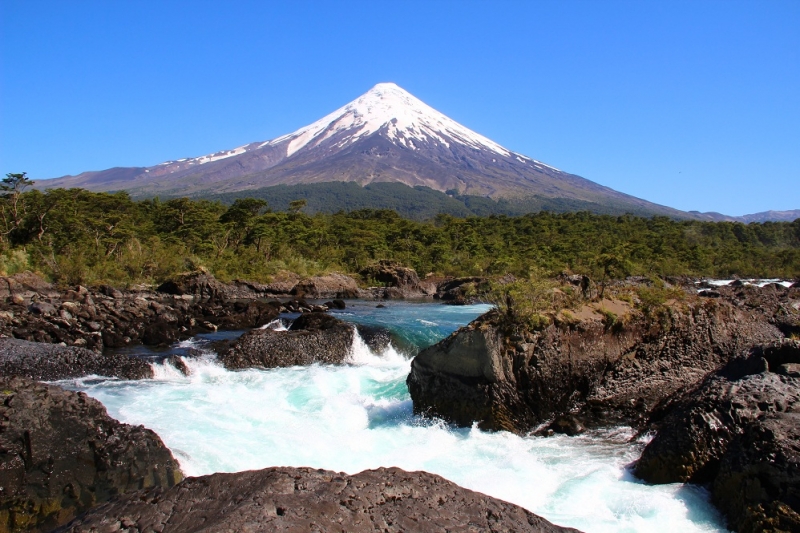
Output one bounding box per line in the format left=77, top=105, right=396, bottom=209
left=62, top=302, right=729, bottom=533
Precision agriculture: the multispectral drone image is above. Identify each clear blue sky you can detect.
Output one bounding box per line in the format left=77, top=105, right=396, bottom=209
left=1, top=0, right=798, bottom=216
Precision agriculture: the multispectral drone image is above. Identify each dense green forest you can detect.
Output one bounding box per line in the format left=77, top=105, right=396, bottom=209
left=2, top=174, right=798, bottom=286
left=206, top=181, right=662, bottom=220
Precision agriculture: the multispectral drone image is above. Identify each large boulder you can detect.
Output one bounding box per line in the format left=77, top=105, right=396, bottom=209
left=291, top=273, right=360, bottom=299
left=156, top=269, right=225, bottom=299
left=56, top=466, right=579, bottom=533
left=0, top=271, right=59, bottom=302
left=635, top=340, right=800, bottom=533
left=435, top=276, right=488, bottom=304
left=0, top=337, right=153, bottom=380
left=0, top=377, right=183, bottom=533
left=408, top=296, right=783, bottom=433
left=221, top=313, right=356, bottom=369
left=360, top=260, right=421, bottom=291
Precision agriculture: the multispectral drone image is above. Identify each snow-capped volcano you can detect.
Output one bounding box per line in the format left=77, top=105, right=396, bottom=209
left=270, top=83, right=523, bottom=160
left=40, top=83, right=685, bottom=217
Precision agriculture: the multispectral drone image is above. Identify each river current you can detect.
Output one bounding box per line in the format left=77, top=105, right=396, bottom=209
left=60, top=301, right=729, bottom=532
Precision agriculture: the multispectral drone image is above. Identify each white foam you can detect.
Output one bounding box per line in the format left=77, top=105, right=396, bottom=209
left=71, top=338, right=727, bottom=532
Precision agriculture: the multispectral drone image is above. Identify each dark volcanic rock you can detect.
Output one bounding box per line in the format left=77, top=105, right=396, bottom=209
left=359, top=260, right=431, bottom=300
left=435, top=276, right=488, bottom=304
left=156, top=269, right=225, bottom=299
left=0, top=272, right=280, bottom=351
left=221, top=313, right=356, bottom=369
left=0, top=337, right=153, bottom=380
left=0, top=377, right=182, bottom=533
left=291, top=273, right=360, bottom=299
left=635, top=340, right=800, bottom=533
left=408, top=295, right=784, bottom=433
left=57, top=466, right=579, bottom=533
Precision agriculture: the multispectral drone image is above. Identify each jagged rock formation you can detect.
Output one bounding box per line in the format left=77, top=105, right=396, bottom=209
left=635, top=340, right=800, bottom=533
left=0, top=338, right=152, bottom=380
left=56, top=466, right=579, bottom=533
left=0, top=377, right=182, bottom=533
left=407, top=287, right=795, bottom=433
left=0, top=272, right=281, bottom=350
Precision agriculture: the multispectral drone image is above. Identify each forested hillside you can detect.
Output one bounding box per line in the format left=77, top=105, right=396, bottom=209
left=2, top=174, right=798, bottom=286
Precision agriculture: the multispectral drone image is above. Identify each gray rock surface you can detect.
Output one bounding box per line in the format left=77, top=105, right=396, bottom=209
left=57, top=466, right=580, bottom=533
left=0, top=337, right=153, bottom=381
left=221, top=313, right=356, bottom=369
left=635, top=340, right=800, bottom=533
left=0, top=377, right=182, bottom=533
left=0, top=272, right=281, bottom=351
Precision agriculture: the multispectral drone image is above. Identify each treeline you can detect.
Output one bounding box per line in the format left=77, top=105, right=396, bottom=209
left=1, top=174, right=798, bottom=286
left=207, top=181, right=657, bottom=221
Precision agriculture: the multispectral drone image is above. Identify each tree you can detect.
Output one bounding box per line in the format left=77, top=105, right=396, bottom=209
left=0, top=172, right=34, bottom=243
left=288, top=198, right=308, bottom=214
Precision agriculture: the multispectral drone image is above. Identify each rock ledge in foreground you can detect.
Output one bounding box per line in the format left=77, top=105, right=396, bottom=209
left=0, top=377, right=182, bottom=533
left=57, top=466, right=580, bottom=533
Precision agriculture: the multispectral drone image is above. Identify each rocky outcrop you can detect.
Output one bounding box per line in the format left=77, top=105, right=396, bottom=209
left=408, top=293, right=788, bottom=433
left=57, top=466, right=579, bottom=533
left=0, top=338, right=153, bottom=380
left=0, top=272, right=281, bottom=350
left=221, top=313, right=356, bottom=369
left=0, top=271, right=60, bottom=302
left=0, top=377, right=183, bottom=533
left=635, top=340, right=800, bottom=533
left=291, top=273, right=360, bottom=299
left=434, top=276, right=488, bottom=304
left=156, top=269, right=298, bottom=300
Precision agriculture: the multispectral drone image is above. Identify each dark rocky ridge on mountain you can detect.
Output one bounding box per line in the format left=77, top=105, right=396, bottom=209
left=40, top=83, right=694, bottom=219
left=56, top=466, right=580, bottom=533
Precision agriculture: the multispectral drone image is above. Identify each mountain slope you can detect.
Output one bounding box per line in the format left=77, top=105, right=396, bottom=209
left=41, top=83, right=688, bottom=217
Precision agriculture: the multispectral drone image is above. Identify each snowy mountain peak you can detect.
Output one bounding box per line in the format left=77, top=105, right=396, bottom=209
left=268, top=82, right=514, bottom=158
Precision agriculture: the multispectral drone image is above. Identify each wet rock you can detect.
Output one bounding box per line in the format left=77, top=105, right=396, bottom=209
left=635, top=340, right=800, bottom=533
left=0, top=377, right=182, bottom=533
left=221, top=313, right=356, bottom=369
left=164, top=355, right=190, bottom=376
left=56, top=466, right=579, bottom=533
left=291, top=273, right=360, bottom=299
left=547, top=415, right=586, bottom=436
left=0, top=338, right=153, bottom=380
left=324, top=298, right=346, bottom=310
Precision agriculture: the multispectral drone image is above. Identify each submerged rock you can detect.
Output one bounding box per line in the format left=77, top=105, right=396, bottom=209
left=0, top=377, right=183, bottom=533
left=57, top=466, right=579, bottom=533
left=635, top=340, right=800, bottom=533
left=0, top=337, right=153, bottom=381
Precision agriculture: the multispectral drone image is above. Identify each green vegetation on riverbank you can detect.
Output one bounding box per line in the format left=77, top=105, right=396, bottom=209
left=1, top=176, right=798, bottom=286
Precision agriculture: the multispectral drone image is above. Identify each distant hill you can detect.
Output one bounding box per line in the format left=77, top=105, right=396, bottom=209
left=689, top=209, right=800, bottom=223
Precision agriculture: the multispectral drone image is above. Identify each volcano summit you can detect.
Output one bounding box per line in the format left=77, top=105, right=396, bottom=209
left=42, top=83, right=685, bottom=216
